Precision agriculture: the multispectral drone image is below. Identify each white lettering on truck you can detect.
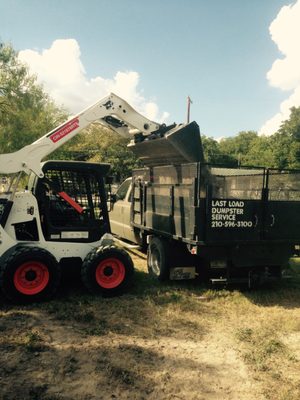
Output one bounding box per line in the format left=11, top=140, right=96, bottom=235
left=210, top=199, right=253, bottom=229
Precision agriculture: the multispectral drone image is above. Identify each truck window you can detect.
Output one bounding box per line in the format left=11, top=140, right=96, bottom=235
left=116, top=179, right=131, bottom=201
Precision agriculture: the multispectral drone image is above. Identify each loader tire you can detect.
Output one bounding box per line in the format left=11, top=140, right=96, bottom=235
left=81, top=245, right=134, bottom=296
left=147, top=237, right=170, bottom=281
left=0, top=246, right=61, bottom=303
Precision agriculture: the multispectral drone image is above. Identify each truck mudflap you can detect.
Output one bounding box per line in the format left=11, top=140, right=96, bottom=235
left=128, top=121, right=204, bottom=167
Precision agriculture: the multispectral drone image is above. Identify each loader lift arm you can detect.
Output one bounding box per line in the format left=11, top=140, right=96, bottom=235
left=0, top=93, right=162, bottom=178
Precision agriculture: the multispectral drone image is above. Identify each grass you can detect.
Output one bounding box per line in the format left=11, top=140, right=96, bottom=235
left=0, top=255, right=300, bottom=399
left=235, top=324, right=299, bottom=399
left=43, top=259, right=300, bottom=397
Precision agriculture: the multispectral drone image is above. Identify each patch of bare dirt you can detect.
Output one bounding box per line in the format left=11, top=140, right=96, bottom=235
left=0, top=306, right=262, bottom=400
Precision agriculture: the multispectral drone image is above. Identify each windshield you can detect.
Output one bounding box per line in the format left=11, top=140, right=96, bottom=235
left=116, top=179, right=131, bottom=200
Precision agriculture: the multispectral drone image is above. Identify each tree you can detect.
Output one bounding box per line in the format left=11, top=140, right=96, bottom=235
left=201, top=135, right=237, bottom=165
left=218, top=131, right=258, bottom=166
left=275, top=107, right=300, bottom=168
left=243, top=135, right=275, bottom=168
left=202, top=109, right=300, bottom=169
left=278, top=107, right=300, bottom=140
left=0, top=42, right=67, bottom=154
left=59, top=124, right=141, bottom=181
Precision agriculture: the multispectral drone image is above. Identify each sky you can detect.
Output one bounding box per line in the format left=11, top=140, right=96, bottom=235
left=1, top=0, right=300, bottom=139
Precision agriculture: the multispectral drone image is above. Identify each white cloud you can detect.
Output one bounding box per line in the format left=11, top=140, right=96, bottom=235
left=18, top=39, right=169, bottom=122
left=259, top=0, right=300, bottom=135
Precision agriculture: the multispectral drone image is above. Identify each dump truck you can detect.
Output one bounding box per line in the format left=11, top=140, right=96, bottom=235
left=110, top=122, right=300, bottom=285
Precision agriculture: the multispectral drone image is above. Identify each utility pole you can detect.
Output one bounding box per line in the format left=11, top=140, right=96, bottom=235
left=187, top=96, right=193, bottom=123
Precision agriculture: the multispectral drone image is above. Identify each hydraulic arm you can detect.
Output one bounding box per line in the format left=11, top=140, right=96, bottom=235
left=0, top=93, right=161, bottom=178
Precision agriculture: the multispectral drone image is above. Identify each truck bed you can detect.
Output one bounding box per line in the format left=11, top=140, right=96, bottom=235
left=131, top=163, right=300, bottom=246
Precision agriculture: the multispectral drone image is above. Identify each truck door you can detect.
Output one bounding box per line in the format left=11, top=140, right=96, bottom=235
left=109, top=178, right=136, bottom=242
left=204, top=166, right=266, bottom=243
left=264, top=169, right=300, bottom=240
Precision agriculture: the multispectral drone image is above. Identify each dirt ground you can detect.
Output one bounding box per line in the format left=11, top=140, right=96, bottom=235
left=0, top=252, right=300, bottom=400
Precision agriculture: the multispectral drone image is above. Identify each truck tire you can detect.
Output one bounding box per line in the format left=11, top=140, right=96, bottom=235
left=0, top=246, right=61, bottom=303
left=147, top=237, right=170, bottom=281
left=81, top=245, right=134, bottom=296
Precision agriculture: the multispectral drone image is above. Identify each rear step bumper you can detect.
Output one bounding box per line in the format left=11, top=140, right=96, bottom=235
left=210, top=272, right=286, bottom=288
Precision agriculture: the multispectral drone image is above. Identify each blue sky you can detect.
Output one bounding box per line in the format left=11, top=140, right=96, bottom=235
left=1, top=0, right=299, bottom=138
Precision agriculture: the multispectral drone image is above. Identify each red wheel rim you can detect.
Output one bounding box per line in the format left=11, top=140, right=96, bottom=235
left=95, top=258, right=126, bottom=289
left=14, top=261, right=50, bottom=295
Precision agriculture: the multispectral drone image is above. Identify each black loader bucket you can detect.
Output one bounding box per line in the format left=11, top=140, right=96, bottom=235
left=128, top=121, right=204, bottom=167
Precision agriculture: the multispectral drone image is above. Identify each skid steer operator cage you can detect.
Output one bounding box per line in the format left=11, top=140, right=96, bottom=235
left=30, top=161, right=112, bottom=243
left=43, top=169, right=103, bottom=221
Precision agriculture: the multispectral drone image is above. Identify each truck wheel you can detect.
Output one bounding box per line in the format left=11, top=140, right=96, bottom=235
left=147, top=237, right=170, bottom=280
left=0, top=246, right=61, bottom=303
left=81, top=245, right=134, bottom=296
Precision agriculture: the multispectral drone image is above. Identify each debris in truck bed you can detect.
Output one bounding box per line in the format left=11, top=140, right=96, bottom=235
left=129, top=121, right=204, bottom=167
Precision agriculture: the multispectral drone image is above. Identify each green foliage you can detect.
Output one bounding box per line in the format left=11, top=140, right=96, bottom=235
left=275, top=107, right=300, bottom=168
left=0, top=42, right=67, bottom=154
left=55, top=124, right=141, bottom=181
left=278, top=107, right=300, bottom=140
left=219, top=131, right=258, bottom=166
left=242, top=135, right=275, bottom=168
left=204, top=110, right=300, bottom=169
left=202, top=135, right=237, bottom=165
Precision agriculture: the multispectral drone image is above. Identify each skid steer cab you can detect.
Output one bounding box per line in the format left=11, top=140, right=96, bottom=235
left=0, top=160, right=134, bottom=303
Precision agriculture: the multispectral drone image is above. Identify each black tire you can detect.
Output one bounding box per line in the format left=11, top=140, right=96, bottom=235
left=147, top=237, right=170, bottom=281
left=81, top=245, right=134, bottom=296
left=0, top=246, right=61, bottom=303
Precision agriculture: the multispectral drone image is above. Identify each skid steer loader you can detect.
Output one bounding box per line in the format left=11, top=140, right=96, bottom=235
left=0, top=93, right=194, bottom=302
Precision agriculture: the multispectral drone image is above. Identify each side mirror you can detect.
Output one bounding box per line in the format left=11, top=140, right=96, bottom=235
left=107, top=192, right=117, bottom=212
left=110, top=193, right=117, bottom=203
